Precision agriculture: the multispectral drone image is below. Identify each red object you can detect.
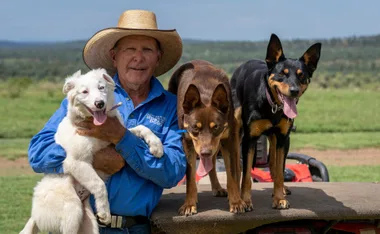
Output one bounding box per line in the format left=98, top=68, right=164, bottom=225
left=251, top=164, right=313, bottom=182
left=177, top=173, right=204, bottom=186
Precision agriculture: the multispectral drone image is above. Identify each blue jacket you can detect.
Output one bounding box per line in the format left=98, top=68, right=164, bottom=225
left=28, top=74, right=187, bottom=217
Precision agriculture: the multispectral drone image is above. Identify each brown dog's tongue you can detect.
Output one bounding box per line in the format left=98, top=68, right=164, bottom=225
left=282, top=96, right=298, bottom=119
left=197, top=157, right=214, bottom=177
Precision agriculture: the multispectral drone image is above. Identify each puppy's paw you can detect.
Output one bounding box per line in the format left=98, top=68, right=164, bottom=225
left=97, top=211, right=111, bottom=225
left=129, top=125, right=164, bottom=158
left=145, top=134, right=164, bottom=158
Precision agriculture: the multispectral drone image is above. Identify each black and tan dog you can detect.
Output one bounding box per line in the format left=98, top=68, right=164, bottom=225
left=231, top=34, right=321, bottom=210
left=169, top=60, right=246, bottom=216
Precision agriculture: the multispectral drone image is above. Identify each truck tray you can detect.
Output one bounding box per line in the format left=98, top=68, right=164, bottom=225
left=151, top=182, right=380, bottom=234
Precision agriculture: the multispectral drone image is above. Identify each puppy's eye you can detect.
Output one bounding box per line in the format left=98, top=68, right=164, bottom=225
left=99, top=86, right=105, bottom=90
left=278, top=72, right=285, bottom=77
left=82, top=90, right=88, bottom=94
left=298, top=73, right=304, bottom=79
left=213, top=125, right=219, bottom=131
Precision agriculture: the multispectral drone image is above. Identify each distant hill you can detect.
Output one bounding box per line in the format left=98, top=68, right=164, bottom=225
left=1, top=34, right=380, bottom=89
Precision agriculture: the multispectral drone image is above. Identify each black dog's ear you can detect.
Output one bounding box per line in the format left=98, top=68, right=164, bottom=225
left=183, top=84, right=202, bottom=114
left=211, top=84, right=229, bottom=114
left=265, top=34, right=285, bottom=70
left=300, top=43, right=322, bottom=76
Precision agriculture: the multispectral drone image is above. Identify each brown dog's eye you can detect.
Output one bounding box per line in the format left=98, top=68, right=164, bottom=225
left=192, top=125, right=199, bottom=132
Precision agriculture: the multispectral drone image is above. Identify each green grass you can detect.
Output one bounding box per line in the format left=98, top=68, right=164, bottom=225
left=295, top=89, right=380, bottom=133
left=290, top=132, right=380, bottom=150
left=0, top=138, right=30, bottom=160
left=328, top=165, right=380, bottom=182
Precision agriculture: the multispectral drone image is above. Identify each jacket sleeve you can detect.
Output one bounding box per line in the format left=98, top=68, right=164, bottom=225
left=28, top=99, right=68, bottom=174
left=115, top=110, right=187, bottom=189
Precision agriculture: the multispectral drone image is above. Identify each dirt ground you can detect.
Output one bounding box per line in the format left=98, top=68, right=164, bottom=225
left=1, top=148, right=379, bottom=176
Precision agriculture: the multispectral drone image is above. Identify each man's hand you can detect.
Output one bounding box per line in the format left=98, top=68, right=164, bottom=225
left=76, top=116, right=126, bottom=144
left=93, top=145, right=126, bottom=175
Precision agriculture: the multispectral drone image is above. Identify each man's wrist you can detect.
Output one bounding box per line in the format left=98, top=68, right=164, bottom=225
left=111, top=127, right=126, bottom=144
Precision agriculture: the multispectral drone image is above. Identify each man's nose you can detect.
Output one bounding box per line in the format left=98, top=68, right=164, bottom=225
left=95, top=100, right=105, bottom=109
left=133, top=50, right=144, bottom=61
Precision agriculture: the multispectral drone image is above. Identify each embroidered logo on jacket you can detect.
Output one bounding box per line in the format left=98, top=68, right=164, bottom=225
left=146, top=113, right=166, bottom=126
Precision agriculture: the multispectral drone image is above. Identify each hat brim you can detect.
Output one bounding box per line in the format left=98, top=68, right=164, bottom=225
left=83, top=28, right=182, bottom=77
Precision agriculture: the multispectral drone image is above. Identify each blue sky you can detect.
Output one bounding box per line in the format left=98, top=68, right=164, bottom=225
left=1, top=0, right=379, bottom=42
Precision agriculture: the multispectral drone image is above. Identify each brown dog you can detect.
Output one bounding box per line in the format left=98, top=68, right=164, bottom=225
left=168, top=60, right=246, bottom=216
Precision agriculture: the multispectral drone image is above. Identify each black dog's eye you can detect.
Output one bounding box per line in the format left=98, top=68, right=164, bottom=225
left=278, top=71, right=285, bottom=77
left=298, top=72, right=304, bottom=79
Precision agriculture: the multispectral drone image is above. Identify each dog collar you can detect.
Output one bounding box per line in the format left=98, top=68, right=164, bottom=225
left=266, top=89, right=283, bottom=114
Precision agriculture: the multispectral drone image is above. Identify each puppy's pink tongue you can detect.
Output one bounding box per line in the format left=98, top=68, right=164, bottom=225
left=197, top=157, right=214, bottom=177
left=93, top=111, right=107, bottom=126
left=282, top=96, right=298, bottom=119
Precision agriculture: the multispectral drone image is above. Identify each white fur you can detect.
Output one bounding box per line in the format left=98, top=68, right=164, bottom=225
left=20, top=69, right=163, bottom=234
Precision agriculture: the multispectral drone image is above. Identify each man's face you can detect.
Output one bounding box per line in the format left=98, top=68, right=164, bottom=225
left=110, top=35, right=161, bottom=87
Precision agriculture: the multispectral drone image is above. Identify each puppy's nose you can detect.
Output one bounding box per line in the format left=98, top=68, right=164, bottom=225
left=289, top=87, right=299, bottom=97
left=200, top=149, right=212, bottom=158
left=94, top=100, right=105, bottom=109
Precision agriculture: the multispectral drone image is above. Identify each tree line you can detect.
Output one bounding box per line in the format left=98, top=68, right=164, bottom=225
left=1, top=34, right=380, bottom=89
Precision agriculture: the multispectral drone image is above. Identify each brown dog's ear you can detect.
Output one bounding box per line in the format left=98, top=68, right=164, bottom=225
left=183, top=84, right=202, bottom=114
left=265, top=34, right=285, bottom=70
left=211, top=84, right=229, bottom=114
left=300, top=43, right=322, bottom=76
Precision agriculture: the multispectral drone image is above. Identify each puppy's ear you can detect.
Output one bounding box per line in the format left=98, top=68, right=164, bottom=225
left=102, top=73, right=115, bottom=87
left=265, top=34, right=285, bottom=71
left=300, top=43, right=322, bottom=76
left=72, top=70, right=81, bottom=78
left=211, top=84, right=229, bottom=114
left=63, top=77, right=75, bottom=94
left=183, top=84, right=202, bottom=114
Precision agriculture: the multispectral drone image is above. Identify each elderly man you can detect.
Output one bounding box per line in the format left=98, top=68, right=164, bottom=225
left=28, top=10, right=186, bottom=234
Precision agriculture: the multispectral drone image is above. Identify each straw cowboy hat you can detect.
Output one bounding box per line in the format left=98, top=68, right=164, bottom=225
left=83, top=10, right=183, bottom=77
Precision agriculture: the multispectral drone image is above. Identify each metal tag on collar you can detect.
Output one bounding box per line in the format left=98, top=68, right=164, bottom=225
left=271, top=104, right=283, bottom=114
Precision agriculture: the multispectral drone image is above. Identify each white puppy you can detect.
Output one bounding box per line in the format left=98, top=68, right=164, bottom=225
left=20, top=68, right=163, bottom=234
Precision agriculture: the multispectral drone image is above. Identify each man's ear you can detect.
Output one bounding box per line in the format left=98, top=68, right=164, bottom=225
left=109, top=49, right=117, bottom=68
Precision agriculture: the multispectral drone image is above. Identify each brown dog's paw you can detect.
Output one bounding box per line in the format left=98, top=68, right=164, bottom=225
left=178, top=202, right=197, bottom=216
left=229, top=198, right=247, bottom=214
left=272, top=199, right=290, bottom=209
left=212, top=188, right=228, bottom=197
left=243, top=198, right=254, bottom=212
